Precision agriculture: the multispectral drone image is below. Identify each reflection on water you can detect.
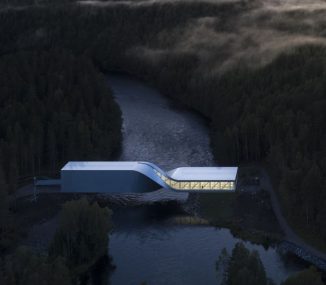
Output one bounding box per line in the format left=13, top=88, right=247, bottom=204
left=106, top=75, right=304, bottom=285
left=108, top=74, right=214, bottom=170
left=108, top=208, right=303, bottom=285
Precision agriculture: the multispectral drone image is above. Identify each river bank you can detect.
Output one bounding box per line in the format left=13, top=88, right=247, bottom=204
left=17, top=192, right=305, bottom=285
left=107, top=73, right=285, bottom=239
left=12, top=74, right=319, bottom=284
left=116, top=69, right=326, bottom=268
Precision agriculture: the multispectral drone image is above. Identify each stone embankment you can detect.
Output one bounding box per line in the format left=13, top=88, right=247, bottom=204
left=279, top=241, right=326, bottom=271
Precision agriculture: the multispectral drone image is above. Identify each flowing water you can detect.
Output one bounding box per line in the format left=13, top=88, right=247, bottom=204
left=109, top=74, right=214, bottom=171
left=106, top=75, right=304, bottom=285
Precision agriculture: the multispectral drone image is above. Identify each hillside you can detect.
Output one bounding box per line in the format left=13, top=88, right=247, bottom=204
left=0, top=0, right=325, bottom=255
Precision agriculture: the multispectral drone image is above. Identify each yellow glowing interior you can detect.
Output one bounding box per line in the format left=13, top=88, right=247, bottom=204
left=153, top=169, right=235, bottom=191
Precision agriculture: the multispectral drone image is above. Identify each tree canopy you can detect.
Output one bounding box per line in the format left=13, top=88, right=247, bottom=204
left=0, top=50, right=121, bottom=193
left=49, top=198, right=113, bottom=275
left=222, top=242, right=270, bottom=285
left=0, top=247, right=71, bottom=285
left=0, top=0, right=325, bottom=253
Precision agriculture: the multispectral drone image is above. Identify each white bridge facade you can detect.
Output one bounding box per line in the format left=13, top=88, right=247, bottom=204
left=60, top=161, right=238, bottom=193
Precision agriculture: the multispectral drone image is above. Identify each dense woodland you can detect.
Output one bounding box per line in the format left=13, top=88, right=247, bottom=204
left=0, top=48, right=121, bottom=250
left=0, top=198, right=113, bottom=284
left=217, top=243, right=273, bottom=285
left=209, top=46, right=326, bottom=242
left=0, top=0, right=325, bottom=265
left=0, top=50, right=121, bottom=191
left=217, top=243, right=324, bottom=285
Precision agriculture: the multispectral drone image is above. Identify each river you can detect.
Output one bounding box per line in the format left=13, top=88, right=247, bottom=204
left=106, top=74, right=304, bottom=285
left=109, top=74, right=214, bottom=170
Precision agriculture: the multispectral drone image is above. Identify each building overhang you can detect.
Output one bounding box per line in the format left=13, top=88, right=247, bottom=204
left=60, top=161, right=238, bottom=192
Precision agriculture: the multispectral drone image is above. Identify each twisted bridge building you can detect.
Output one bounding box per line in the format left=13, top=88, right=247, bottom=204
left=61, top=161, right=238, bottom=193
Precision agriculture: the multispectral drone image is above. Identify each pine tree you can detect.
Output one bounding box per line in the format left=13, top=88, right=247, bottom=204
left=220, top=242, right=269, bottom=285
left=49, top=198, right=113, bottom=275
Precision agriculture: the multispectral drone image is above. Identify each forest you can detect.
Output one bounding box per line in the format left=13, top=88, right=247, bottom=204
left=0, top=50, right=122, bottom=191
left=0, top=0, right=325, bottom=260
left=0, top=49, right=122, bottom=250
left=217, top=243, right=324, bottom=285
left=0, top=198, right=113, bottom=284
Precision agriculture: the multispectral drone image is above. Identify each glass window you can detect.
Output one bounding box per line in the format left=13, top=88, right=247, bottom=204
left=154, top=168, right=236, bottom=191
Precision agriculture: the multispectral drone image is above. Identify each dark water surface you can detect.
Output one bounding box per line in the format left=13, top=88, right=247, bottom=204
left=109, top=207, right=303, bottom=285
left=109, top=74, right=214, bottom=170
left=106, top=75, right=303, bottom=285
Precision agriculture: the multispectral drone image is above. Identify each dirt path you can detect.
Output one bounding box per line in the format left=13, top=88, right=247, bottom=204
left=260, top=167, right=326, bottom=260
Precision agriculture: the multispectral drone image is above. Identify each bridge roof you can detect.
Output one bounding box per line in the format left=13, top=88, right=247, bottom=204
left=62, top=162, right=238, bottom=181
left=168, top=167, right=238, bottom=181
left=62, top=161, right=139, bottom=171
